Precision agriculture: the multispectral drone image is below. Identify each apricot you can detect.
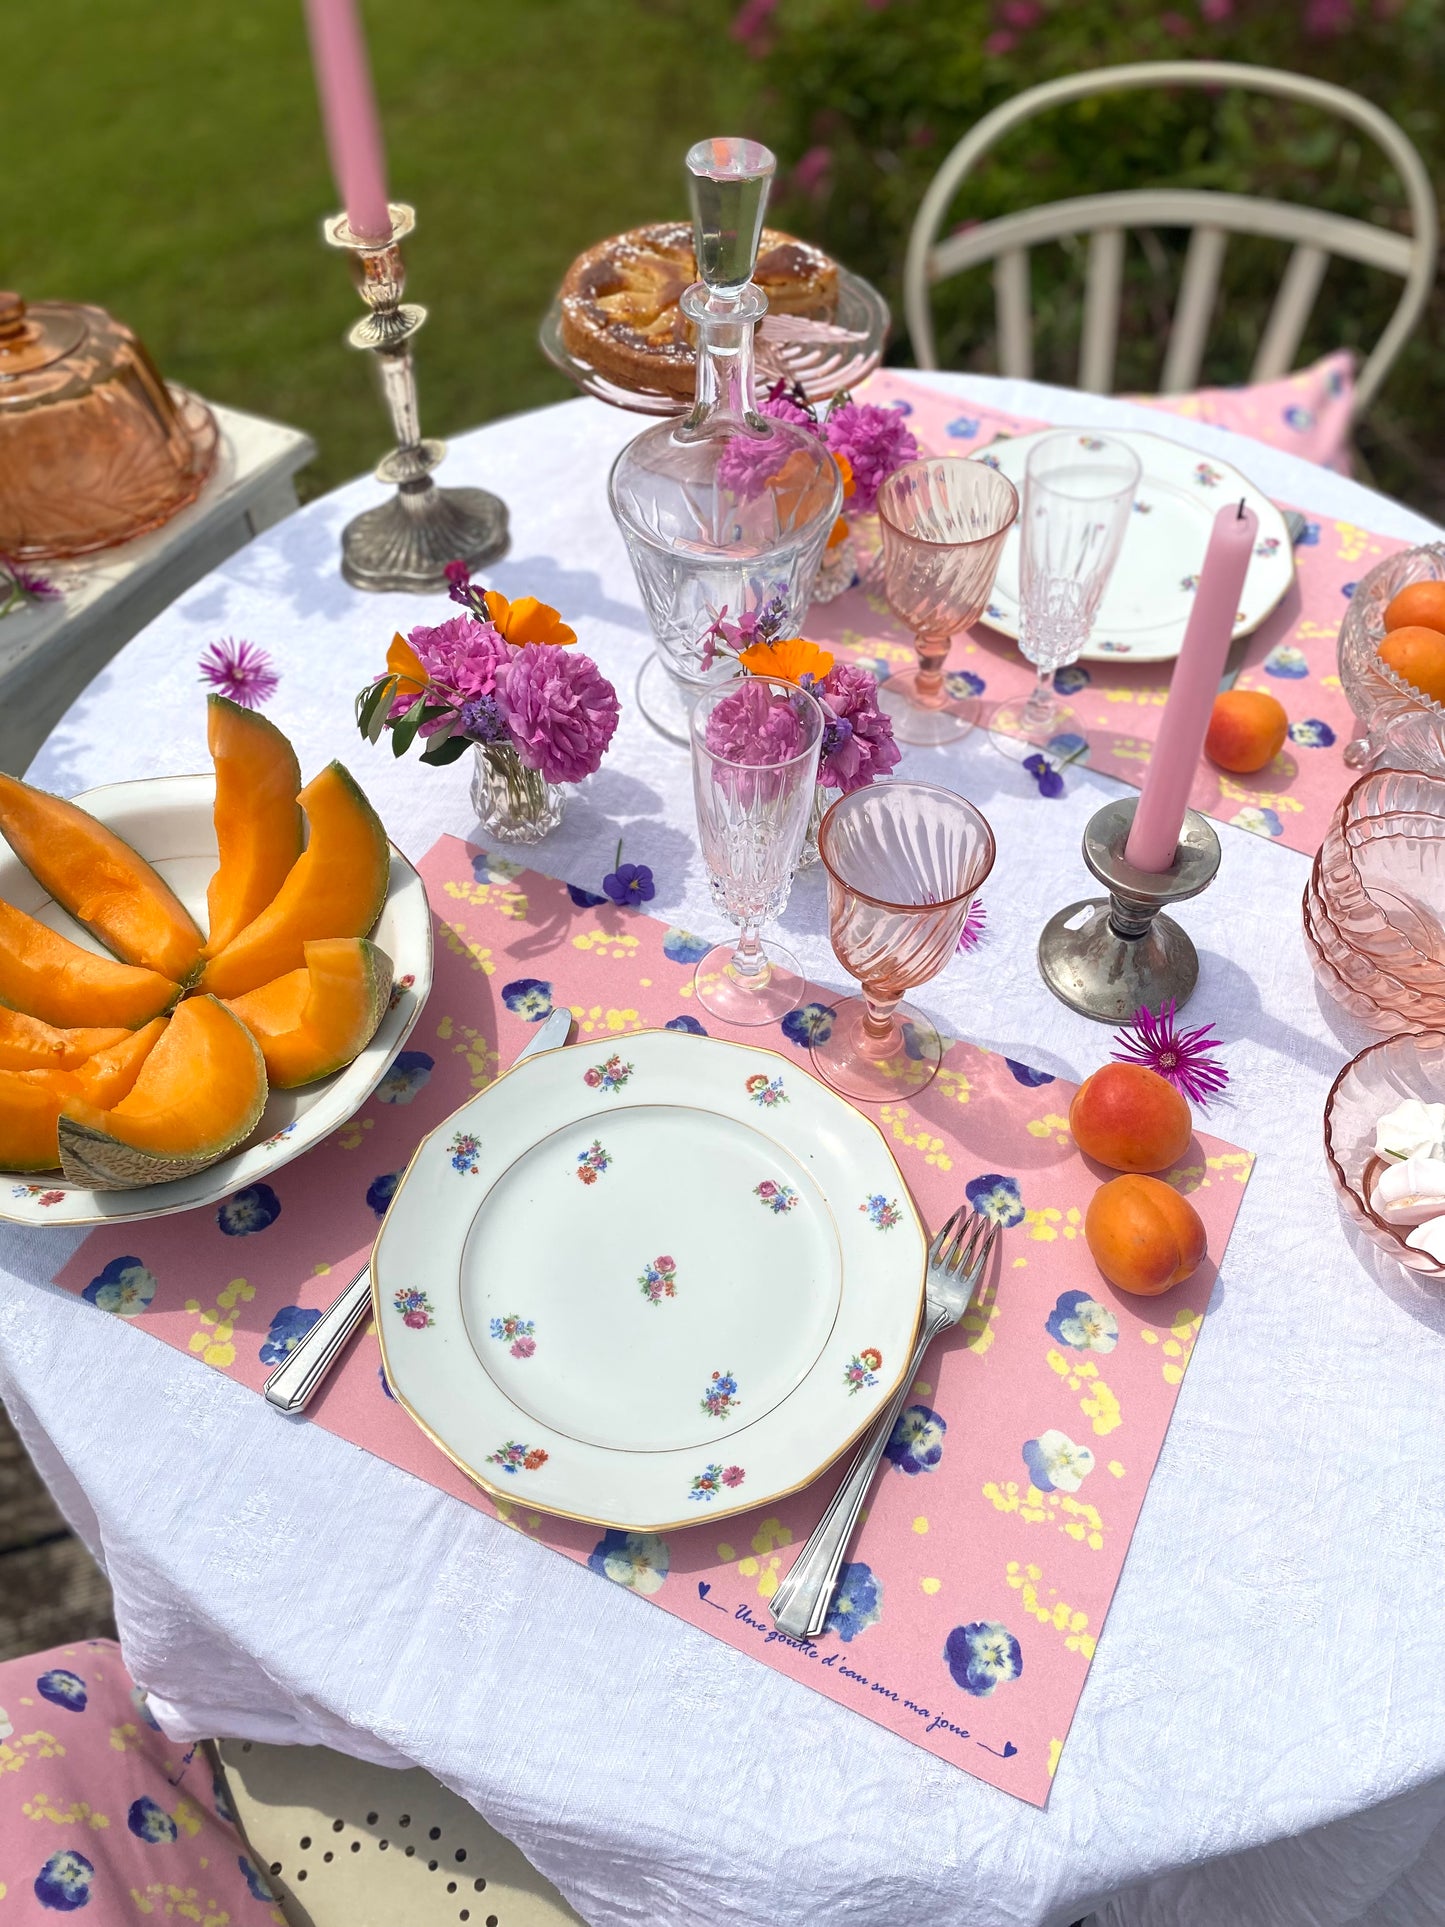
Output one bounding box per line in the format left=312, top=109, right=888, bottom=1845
left=1384, top=579, right=1445, bottom=636
left=1069, top=1062, right=1192, bottom=1173
left=1084, top=1174, right=1207, bottom=1296
left=1378, top=626, right=1445, bottom=706
left=1204, top=689, right=1289, bottom=774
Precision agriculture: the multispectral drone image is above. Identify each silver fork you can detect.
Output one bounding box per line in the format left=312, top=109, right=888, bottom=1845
left=769, top=1207, right=998, bottom=1642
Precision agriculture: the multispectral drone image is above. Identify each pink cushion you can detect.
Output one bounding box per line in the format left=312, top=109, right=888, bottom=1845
left=0, top=1638, right=282, bottom=1923
left=1131, top=348, right=1356, bottom=474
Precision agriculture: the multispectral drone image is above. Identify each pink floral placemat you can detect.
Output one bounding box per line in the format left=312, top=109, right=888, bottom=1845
left=46, top=841, right=1254, bottom=1807
left=826, top=371, right=1411, bottom=858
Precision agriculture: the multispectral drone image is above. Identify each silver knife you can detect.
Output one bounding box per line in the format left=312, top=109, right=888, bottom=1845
left=263, top=1003, right=575, bottom=1414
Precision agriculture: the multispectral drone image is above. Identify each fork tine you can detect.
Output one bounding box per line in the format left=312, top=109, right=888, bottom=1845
left=947, top=1211, right=995, bottom=1279
left=938, top=1206, right=976, bottom=1274
left=927, top=1205, right=966, bottom=1267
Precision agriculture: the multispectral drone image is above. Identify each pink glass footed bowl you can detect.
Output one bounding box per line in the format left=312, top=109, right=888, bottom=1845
left=1305, top=769, right=1445, bottom=1029
left=1337, top=542, right=1445, bottom=774
left=1324, top=1030, right=1445, bottom=1282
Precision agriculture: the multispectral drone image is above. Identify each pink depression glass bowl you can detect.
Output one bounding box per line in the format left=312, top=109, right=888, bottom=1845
left=1324, top=1030, right=1445, bottom=1281
left=1303, top=868, right=1445, bottom=1033
left=1337, top=542, right=1445, bottom=773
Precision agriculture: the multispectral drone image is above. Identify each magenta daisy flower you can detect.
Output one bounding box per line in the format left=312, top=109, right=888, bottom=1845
left=198, top=637, right=279, bottom=709
left=956, top=897, right=987, bottom=953
left=1111, top=1000, right=1227, bottom=1106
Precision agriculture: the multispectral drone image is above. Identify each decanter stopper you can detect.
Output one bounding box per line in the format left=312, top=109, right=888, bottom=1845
left=685, top=138, right=776, bottom=303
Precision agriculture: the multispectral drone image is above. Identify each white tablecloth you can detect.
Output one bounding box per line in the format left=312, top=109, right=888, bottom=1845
left=5, top=375, right=1445, bottom=1927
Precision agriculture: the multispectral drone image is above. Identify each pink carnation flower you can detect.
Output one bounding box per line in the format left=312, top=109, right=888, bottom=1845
left=760, top=381, right=820, bottom=434
left=825, top=401, right=920, bottom=515
left=817, top=660, right=901, bottom=793
left=497, top=642, right=620, bottom=784
left=716, top=427, right=793, bottom=503
left=410, top=614, right=509, bottom=704
left=704, top=677, right=809, bottom=765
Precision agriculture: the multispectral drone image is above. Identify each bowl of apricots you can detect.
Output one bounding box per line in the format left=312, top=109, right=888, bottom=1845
left=1337, top=542, right=1445, bottom=776
left=0, top=698, right=433, bottom=1227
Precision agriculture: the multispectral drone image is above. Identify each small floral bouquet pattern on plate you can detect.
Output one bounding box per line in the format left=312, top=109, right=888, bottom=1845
left=489, top=1313, right=537, bottom=1359
left=700, top=1370, right=741, bottom=1420
left=689, top=1463, right=746, bottom=1502
left=584, top=1054, right=633, bottom=1094
left=861, top=1194, right=902, bottom=1230
left=576, top=1140, right=612, bottom=1183
left=844, top=1348, right=883, bottom=1394
left=486, top=1441, right=549, bottom=1474
left=745, top=1073, right=788, bottom=1108
left=638, top=1255, right=678, bottom=1305
left=393, top=1287, right=435, bottom=1331
left=754, top=1179, right=799, bottom=1215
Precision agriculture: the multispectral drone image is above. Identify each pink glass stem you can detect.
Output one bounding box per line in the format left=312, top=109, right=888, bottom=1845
left=731, top=925, right=768, bottom=982
left=913, top=640, right=949, bottom=707
left=859, top=993, right=903, bottom=1054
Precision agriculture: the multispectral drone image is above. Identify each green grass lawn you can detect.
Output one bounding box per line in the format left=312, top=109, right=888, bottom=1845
left=9, top=0, right=760, bottom=498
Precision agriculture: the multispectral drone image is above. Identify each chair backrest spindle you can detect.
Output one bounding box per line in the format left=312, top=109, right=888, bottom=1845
left=1160, top=224, right=1227, bottom=393
left=1079, top=227, right=1125, bottom=394
left=994, top=249, right=1034, bottom=379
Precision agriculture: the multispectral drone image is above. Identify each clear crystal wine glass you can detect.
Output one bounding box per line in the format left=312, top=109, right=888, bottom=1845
left=875, top=457, right=1019, bottom=746
left=812, top=782, right=996, bottom=1101
left=990, top=431, right=1140, bottom=760
left=690, top=674, right=825, bottom=1024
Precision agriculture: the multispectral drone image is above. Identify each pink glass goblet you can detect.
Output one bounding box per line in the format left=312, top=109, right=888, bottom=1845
left=813, top=781, right=996, bottom=1101
left=875, top=457, right=1019, bottom=747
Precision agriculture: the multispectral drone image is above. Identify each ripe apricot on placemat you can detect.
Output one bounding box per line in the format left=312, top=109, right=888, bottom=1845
left=1384, top=579, right=1445, bottom=635
left=1378, top=625, right=1445, bottom=705
left=1204, top=689, right=1288, bottom=774
left=1069, top=1062, right=1192, bottom=1173
left=1085, top=1174, right=1206, bottom=1295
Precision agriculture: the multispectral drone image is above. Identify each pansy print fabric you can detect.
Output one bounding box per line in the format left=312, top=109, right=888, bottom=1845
left=803, top=368, right=1411, bottom=859
left=0, top=1639, right=283, bottom=1922
left=49, top=841, right=1254, bottom=1806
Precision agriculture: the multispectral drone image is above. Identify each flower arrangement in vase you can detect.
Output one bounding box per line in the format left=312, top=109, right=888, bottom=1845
left=741, top=381, right=920, bottom=601
left=356, top=565, right=620, bottom=844
left=702, top=599, right=901, bottom=866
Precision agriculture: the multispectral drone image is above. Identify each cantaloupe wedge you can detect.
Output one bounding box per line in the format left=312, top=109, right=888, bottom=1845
left=203, top=696, right=304, bottom=957
left=0, top=1019, right=167, bottom=1171
left=199, top=763, right=390, bottom=999
left=58, top=996, right=267, bottom=1190
left=0, top=901, right=181, bottom=1029
left=0, top=771, right=203, bottom=982
left=0, top=1009, right=129, bottom=1073
left=226, top=937, right=393, bottom=1089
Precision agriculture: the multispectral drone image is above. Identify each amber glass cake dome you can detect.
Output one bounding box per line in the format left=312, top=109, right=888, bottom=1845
left=0, top=290, right=218, bottom=561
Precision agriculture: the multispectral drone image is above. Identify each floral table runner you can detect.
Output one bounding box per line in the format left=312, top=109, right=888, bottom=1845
left=824, top=371, right=1411, bottom=858
left=47, top=840, right=1254, bottom=1806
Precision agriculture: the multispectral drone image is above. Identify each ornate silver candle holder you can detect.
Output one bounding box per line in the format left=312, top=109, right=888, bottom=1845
left=1037, top=798, right=1220, bottom=1022
left=325, top=205, right=508, bottom=593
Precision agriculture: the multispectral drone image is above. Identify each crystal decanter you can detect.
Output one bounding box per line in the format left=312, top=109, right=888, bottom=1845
left=609, top=137, right=842, bottom=744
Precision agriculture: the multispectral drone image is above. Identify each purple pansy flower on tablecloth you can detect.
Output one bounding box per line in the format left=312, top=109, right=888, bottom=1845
left=587, top=1530, right=670, bottom=1595
left=781, top=1002, right=836, bottom=1047
left=34, top=1850, right=95, bottom=1911
left=81, top=1256, right=156, bottom=1317
left=821, top=1561, right=882, bottom=1641
left=36, top=1668, right=87, bottom=1712
left=128, top=1795, right=178, bottom=1843
left=501, top=978, right=554, bottom=1021
left=375, top=1051, right=434, bottom=1104
left=1289, top=718, right=1336, bottom=748
left=665, top=1014, right=707, bottom=1035
left=1004, top=1058, right=1054, bottom=1087
left=886, top=1404, right=946, bottom=1475
left=1022, top=1428, right=1096, bottom=1494
left=259, top=1304, right=322, bottom=1366
left=1045, top=1289, right=1119, bottom=1354
left=662, top=928, right=711, bottom=965
left=945, top=1620, right=1023, bottom=1697
left=366, top=1170, right=400, bottom=1217
left=217, top=1183, right=281, bottom=1236
left=1054, top=664, right=1091, bottom=695
left=966, top=1173, right=1025, bottom=1226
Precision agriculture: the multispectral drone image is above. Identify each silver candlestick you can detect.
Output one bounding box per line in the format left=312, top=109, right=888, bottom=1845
left=1037, top=798, right=1220, bottom=1022
left=324, top=204, right=508, bottom=593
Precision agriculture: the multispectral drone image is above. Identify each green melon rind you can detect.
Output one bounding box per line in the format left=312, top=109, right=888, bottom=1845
left=264, top=939, right=394, bottom=1090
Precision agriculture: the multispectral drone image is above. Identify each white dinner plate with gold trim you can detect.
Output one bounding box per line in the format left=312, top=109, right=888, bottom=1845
left=976, top=426, right=1294, bottom=664
left=374, top=1030, right=927, bottom=1531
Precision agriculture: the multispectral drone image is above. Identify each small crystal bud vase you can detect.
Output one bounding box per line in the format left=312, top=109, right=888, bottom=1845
left=470, top=742, right=565, bottom=845
left=610, top=137, right=842, bottom=743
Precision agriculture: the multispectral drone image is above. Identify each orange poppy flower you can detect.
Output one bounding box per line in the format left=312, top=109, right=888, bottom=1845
left=834, top=451, right=856, bottom=500
left=483, top=589, right=576, bottom=647
left=738, top=636, right=836, bottom=685
left=386, top=631, right=429, bottom=698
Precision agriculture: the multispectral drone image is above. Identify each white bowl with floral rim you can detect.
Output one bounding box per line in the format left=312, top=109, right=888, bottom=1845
left=373, top=1028, right=928, bottom=1530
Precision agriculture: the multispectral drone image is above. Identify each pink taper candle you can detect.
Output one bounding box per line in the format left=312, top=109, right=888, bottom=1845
left=303, top=0, right=392, bottom=242
left=1124, top=498, right=1258, bottom=873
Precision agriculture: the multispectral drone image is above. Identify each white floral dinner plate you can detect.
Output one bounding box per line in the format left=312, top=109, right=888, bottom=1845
left=0, top=774, right=432, bottom=1228
left=373, top=1030, right=927, bottom=1530
left=975, top=427, right=1294, bottom=664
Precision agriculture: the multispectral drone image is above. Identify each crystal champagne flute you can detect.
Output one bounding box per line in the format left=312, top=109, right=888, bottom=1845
left=812, top=782, right=996, bottom=1101
left=690, top=675, right=825, bottom=1024
left=875, top=456, right=1019, bottom=747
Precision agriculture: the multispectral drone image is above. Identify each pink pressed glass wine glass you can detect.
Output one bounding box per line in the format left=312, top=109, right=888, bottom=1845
left=813, top=781, right=996, bottom=1102
left=875, top=457, right=1019, bottom=747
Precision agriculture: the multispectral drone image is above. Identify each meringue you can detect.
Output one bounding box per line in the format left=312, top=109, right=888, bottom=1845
left=1406, top=1215, right=1445, bottom=1263
left=1373, top=1097, right=1445, bottom=1163
left=1372, top=1153, right=1445, bottom=1226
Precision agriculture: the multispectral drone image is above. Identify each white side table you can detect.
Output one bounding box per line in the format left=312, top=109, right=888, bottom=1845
left=0, top=400, right=315, bottom=775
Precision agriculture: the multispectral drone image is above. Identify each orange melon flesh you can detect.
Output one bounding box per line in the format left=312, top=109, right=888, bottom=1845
left=226, top=937, right=393, bottom=1088
left=0, top=1019, right=166, bottom=1171
left=200, top=762, right=390, bottom=999
left=58, top=996, right=268, bottom=1190
left=0, top=771, right=203, bottom=982
left=0, top=900, right=180, bottom=1029
left=203, top=696, right=304, bottom=957
left=0, top=1009, right=128, bottom=1072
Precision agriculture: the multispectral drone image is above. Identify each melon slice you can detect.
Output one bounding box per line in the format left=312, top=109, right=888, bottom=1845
left=0, top=1009, right=129, bottom=1073
left=0, top=771, right=203, bottom=982
left=226, top=937, right=393, bottom=1088
left=203, top=696, right=304, bottom=957
left=0, top=900, right=181, bottom=1029
left=58, top=996, right=267, bottom=1190
left=200, top=763, right=390, bottom=999
left=0, top=1019, right=166, bottom=1172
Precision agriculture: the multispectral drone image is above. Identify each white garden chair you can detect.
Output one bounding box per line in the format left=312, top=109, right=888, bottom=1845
left=903, top=61, right=1437, bottom=416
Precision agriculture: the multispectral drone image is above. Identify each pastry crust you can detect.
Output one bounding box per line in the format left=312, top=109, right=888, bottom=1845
left=558, top=221, right=839, bottom=398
